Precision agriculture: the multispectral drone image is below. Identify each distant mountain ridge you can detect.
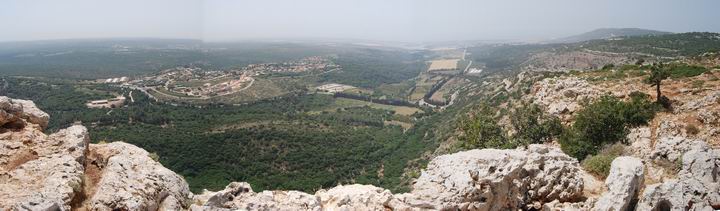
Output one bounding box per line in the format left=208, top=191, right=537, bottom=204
left=551, top=28, right=672, bottom=43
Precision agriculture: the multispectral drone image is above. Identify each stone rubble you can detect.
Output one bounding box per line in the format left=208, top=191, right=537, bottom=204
left=636, top=144, right=720, bottom=210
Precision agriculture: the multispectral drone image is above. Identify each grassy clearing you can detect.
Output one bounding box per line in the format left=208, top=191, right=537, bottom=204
left=409, top=74, right=444, bottom=101
left=327, top=97, right=422, bottom=116
left=375, top=82, right=414, bottom=99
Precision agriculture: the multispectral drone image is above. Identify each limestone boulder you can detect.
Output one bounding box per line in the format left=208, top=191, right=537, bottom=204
left=636, top=144, right=720, bottom=210
left=12, top=99, right=49, bottom=129
left=0, top=96, right=48, bottom=129
left=81, top=142, right=192, bottom=210
left=531, top=77, right=604, bottom=121
left=194, top=182, right=320, bottom=211
left=316, top=184, right=405, bottom=210
left=593, top=156, right=644, bottom=211
left=626, top=127, right=653, bottom=159
left=542, top=199, right=595, bottom=211
left=410, top=144, right=585, bottom=210
left=0, top=155, right=85, bottom=210
left=652, top=136, right=706, bottom=162
left=0, top=124, right=89, bottom=210
left=679, top=90, right=720, bottom=112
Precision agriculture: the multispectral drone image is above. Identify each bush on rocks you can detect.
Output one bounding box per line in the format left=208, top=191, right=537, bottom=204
left=560, top=94, right=658, bottom=160
left=582, top=144, right=625, bottom=178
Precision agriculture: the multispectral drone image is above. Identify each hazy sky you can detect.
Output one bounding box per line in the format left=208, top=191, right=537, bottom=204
left=2, top=0, right=720, bottom=42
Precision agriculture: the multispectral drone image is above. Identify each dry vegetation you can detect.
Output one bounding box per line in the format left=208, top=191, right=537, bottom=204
left=428, top=59, right=459, bottom=71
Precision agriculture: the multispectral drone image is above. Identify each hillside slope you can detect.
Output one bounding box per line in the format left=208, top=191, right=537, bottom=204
left=2, top=64, right=720, bottom=209
left=551, top=28, right=672, bottom=43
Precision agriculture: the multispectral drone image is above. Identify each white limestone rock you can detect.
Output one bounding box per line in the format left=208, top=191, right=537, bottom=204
left=410, top=144, right=585, bottom=210
left=652, top=136, right=706, bottom=162
left=680, top=90, right=720, bottom=112
left=0, top=96, right=48, bottom=129
left=12, top=99, right=49, bottom=129
left=637, top=144, right=720, bottom=210
left=593, top=156, right=644, bottom=211
left=626, top=127, right=653, bottom=159
left=532, top=77, right=603, bottom=120
left=316, top=184, right=403, bottom=210
left=82, top=142, right=192, bottom=210
left=0, top=124, right=89, bottom=210
left=195, top=182, right=320, bottom=211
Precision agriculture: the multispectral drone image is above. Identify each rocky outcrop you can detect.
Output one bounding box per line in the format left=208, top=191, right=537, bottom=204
left=636, top=144, right=720, bottom=210
left=0, top=96, right=86, bottom=210
left=316, top=184, right=404, bottom=210
left=410, top=144, right=585, bottom=210
left=4, top=95, right=720, bottom=210
left=593, top=156, right=644, bottom=211
left=678, top=90, right=720, bottom=112
left=79, top=142, right=192, bottom=210
left=191, top=182, right=320, bottom=211
left=0, top=96, right=48, bottom=130
left=190, top=145, right=586, bottom=210
left=0, top=96, right=191, bottom=210
left=531, top=77, right=604, bottom=121
left=521, top=51, right=631, bottom=72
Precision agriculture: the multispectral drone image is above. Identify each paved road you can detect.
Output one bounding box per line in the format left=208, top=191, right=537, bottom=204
left=464, top=60, right=473, bottom=74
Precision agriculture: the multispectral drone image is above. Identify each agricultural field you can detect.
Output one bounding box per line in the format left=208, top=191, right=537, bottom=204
left=321, top=97, right=422, bottom=116
left=409, top=74, right=446, bottom=101
left=429, top=77, right=466, bottom=103
left=428, top=59, right=460, bottom=71
left=374, top=81, right=415, bottom=100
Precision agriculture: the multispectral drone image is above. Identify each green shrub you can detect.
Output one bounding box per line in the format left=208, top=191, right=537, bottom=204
left=459, top=105, right=509, bottom=149
left=602, top=64, right=615, bottom=70
left=511, top=104, right=564, bottom=146
left=560, top=94, right=658, bottom=160
left=149, top=152, right=160, bottom=162
left=582, top=144, right=625, bottom=178
left=669, top=64, right=708, bottom=78
left=627, top=69, right=647, bottom=77
left=635, top=59, right=645, bottom=66
left=559, top=128, right=596, bottom=160
left=620, top=64, right=640, bottom=71
left=623, top=92, right=661, bottom=127
left=573, top=96, right=628, bottom=143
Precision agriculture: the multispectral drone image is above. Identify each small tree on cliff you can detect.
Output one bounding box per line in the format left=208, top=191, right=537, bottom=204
left=646, top=63, right=671, bottom=106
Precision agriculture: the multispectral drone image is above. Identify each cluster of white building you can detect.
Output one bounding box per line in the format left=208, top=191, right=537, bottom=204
left=316, top=83, right=356, bottom=93
left=86, top=96, right=126, bottom=109
left=466, top=68, right=483, bottom=74
left=102, top=77, right=129, bottom=84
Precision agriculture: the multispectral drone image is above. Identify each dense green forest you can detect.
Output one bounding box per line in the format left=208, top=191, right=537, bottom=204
left=0, top=40, right=425, bottom=86
left=322, top=49, right=426, bottom=88
left=0, top=77, right=444, bottom=193
left=0, top=39, right=205, bottom=79
left=582, top=32, right=720, bottom=57
left=468, top=32, right=720, bottom=74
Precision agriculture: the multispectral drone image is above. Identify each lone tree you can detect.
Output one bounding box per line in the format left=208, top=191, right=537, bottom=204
left=646, top=63, right=671, bottom=103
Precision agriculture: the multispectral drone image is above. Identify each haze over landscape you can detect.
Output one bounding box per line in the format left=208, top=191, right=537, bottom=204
left=3, top=1, right=720, bottom=210
left=2, top=0, right=720, bottom=42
